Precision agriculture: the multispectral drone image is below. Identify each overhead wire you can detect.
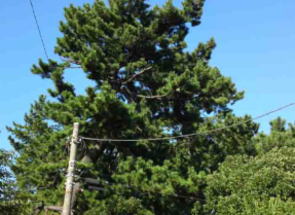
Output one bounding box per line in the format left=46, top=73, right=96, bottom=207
left=80, top=102, right=295, bottom=142
left=28, top=0, right=49, bottom=61
left=28, top=0, right=82, bottom=70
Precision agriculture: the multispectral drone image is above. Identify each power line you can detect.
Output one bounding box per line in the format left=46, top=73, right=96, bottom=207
left=28, top=0, right=82, bottom=70
left=80, top=102, right=295, bottom=142
left=28, top=0, right=49, bottom=61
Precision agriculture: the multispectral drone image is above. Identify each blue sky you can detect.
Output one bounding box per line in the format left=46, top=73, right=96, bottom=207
left=1, top=0, right=295, bottom=150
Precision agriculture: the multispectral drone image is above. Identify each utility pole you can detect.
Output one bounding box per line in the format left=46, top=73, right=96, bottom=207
left=62, top=122, right=79, bottom=215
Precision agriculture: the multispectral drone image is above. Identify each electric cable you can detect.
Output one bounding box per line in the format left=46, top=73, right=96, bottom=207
left=80, top=103, right=295, bottom=142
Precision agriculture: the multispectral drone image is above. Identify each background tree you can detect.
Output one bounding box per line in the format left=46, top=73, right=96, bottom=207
left=205, top=118, right=295, bottom=215
left=255, top=117, right=295, bottom=153
left=8, top=0, right=258, bottom=214
left=0, top=149, right=15, bottom=212
left=0, top=150, right=34, bottom=214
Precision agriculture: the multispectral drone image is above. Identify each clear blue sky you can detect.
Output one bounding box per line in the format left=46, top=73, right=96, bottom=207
left=1, top=0, right=295, bottom=150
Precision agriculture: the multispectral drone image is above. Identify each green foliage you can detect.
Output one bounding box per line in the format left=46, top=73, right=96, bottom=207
left=0, top=150, right=13, bottom=201
left=0, top=149, right=16, bottom=215
left=205, top=119, right=295, bottom=214
left=255, top=117, right=295, bottom=154
left=205, top=146, right=295, bottom=214
left=7, top=0, right=264, bottom=214
left=0, top=150, right=35, bottom=214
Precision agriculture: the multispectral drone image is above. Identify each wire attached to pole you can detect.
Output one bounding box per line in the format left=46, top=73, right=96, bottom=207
left=80, top=102, right=295, bottom=142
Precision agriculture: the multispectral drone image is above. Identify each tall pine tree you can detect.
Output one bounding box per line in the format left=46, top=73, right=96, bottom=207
left=8, top=0, right=258, bottom=214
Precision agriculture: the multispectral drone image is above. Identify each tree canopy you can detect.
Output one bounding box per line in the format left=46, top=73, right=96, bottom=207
left=6, top=0, right=293, bottom=214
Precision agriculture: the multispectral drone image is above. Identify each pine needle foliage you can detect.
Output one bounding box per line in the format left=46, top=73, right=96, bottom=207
left=7, top=0, right=260, bottom=214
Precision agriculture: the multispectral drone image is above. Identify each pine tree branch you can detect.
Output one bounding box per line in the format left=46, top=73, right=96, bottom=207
left=60, top=56, right=81, bottom=66
left=122, top=66, right=152, bottom=85
left=120, top=85, right=137, bottom=102
left=137, top=93, right=169, bottom=100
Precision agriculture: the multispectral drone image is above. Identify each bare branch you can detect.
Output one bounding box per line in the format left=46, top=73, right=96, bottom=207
left=60, top=56, right=82, bottom=67
left=122, top=66, right=152, bottom=85
left=137, top=93, right=169, bottom=100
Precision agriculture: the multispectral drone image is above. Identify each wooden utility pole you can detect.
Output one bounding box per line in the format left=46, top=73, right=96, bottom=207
left=62, top=122, right=79, bottom=215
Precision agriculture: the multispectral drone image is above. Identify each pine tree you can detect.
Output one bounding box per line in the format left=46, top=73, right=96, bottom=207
left=8, top=0, right=258, bottom=214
